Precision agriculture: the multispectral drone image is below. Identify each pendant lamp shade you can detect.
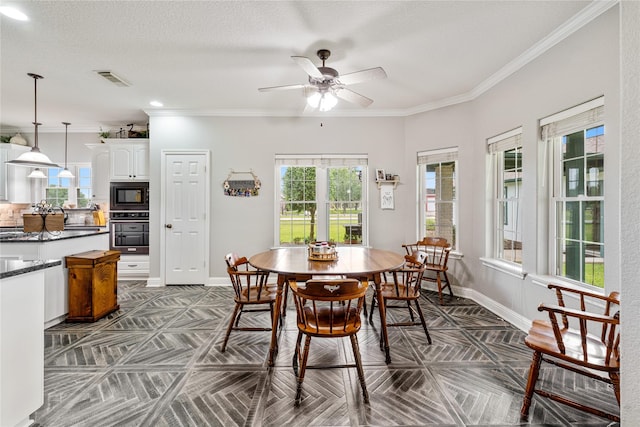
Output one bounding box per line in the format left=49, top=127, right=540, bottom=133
left=6, top=73, right=59, bottom=168
left=28, top=168, right=47, bottom=179
left=58, top=169, right=74, bottom=178
left=58, top=122, right=74, bottom=178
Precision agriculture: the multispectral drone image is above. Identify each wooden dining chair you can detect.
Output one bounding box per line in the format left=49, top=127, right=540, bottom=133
left=402, top=237, right=453, bottom=304
left=520, top=284, right=620, bottom=422
left=369, top=255, right=432, bottom=347
left=289, top=277, right=369, bottom=407
left=221, top=253, right=277, bottom=352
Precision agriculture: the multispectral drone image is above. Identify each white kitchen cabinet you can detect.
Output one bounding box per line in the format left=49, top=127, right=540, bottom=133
left=86, top=143, right=110, bottom=201
left=107, top=139, right=149, bottom=181
left=0, top=268, right=45, bottom=427
left=118, top=254, right=149, bottom=278
left=0, top=232, right=109, bottom=327
left=0, top=143, right=31, bottom=203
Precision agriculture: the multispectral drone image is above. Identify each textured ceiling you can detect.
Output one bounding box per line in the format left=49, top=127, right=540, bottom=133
left=0, top=1, right=604, bottom=132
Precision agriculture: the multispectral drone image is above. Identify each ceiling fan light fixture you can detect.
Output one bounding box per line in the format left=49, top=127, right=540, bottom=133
left=307, top=90, right=338, bottom=112
left=260, top=48, right=385, bottom=111
left=319, top=92, right=338, bottom=112
left=306, top=92, right=321, bottom=109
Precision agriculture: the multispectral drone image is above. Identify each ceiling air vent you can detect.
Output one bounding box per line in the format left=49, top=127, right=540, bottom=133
left=95, top=71, right=130, bottom=87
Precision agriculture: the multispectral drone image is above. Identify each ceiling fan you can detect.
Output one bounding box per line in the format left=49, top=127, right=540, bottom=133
left=258, top=49, right=387, bottom=111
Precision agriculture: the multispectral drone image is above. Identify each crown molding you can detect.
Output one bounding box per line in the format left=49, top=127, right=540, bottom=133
left=0, top=125, right=102, bottom=134
left=2, top=1, right=617, bottom=130
left=469, top=0, right=619, bottom=100
left=405, top=0, right=619, bottom=116
left=144, top=107, right=408, bottom=118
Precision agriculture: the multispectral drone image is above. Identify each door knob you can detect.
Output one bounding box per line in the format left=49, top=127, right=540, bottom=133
left=165, top=224, right=172, bottom=229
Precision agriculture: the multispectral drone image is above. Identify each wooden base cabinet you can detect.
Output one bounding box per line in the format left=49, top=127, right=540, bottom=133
left=65, top=250, right=121, bottom=322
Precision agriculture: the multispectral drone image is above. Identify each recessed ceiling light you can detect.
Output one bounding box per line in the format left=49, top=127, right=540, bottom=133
left=149, top=100, right=163, bottom=107
left=0, top=6, right=29, bottom=21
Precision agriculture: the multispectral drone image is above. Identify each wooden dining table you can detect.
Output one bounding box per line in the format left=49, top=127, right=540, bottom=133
left=249, top=246, right=405, bottom=366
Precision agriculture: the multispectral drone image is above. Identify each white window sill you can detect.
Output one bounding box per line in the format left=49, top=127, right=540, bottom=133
left=480, top=257, right=527, bottom=279
left=528, top=274, right=606, bottom=295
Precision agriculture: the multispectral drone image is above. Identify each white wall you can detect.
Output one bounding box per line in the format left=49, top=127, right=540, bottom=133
left=406, top=6, right=620, bottom=323
left=148, top=116, right=405, bottom=278
left=620, top=1, right=640, bottom=423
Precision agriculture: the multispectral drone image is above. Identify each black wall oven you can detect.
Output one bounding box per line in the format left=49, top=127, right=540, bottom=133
left=110, top=182, right=149, bottom=211
left=110, top=211, right=149, bottom=254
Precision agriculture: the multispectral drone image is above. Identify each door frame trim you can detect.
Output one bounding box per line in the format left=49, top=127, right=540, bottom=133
left=160, top=149, right=211, bottom=285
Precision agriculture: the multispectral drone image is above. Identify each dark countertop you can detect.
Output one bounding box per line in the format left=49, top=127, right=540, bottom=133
left=0, top=229, right=109, bottom=243
left=0, top=259, right=62, bottom=279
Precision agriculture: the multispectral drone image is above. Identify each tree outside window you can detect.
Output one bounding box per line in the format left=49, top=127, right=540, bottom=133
left=418, top=149, right=458, bottom=250
left=44, top=165, right=93, bottom=208
left=76, top=166, right=92, bottom=208
left=556, top=125, right=604, bottom=287
left=277, top=156, right=367, bottom=246
left=46, top=168, right=70, bottom=207
left=280, top=166, right=317, bottom=245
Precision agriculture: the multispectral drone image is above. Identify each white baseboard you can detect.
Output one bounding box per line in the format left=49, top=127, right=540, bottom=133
left=467, top=289, right=531, bottom=332
left=146, top=277, right=163, bottom=287
left=420, top=283, right=531, bottom=332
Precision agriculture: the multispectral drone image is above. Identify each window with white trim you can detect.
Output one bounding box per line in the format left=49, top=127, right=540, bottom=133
left=275, top=155, right=367, bottom=246
left=45, top=168, right=71, bottom=207
left=488, top=128, right=523, bottom=264
left=417, top=148, right=458, bottom=249
left=44, top=164, right=92, bottom=208
left=542, top=97, right=604, bottom=288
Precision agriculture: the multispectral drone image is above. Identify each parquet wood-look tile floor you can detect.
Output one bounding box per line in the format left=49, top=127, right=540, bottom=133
left=34, top=281, right=620, bottom=426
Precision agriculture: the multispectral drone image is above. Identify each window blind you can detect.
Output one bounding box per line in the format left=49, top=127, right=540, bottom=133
left=417, top=147, right=458, bottom=165
left=275, top=154, right=368, bottom=167
left=541, top=97, right=604, bottom=139
left=487, top=127, right=522, bottom=153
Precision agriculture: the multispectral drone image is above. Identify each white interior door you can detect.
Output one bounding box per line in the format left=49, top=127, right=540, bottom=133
left=163, top=152, right=208, bottom=284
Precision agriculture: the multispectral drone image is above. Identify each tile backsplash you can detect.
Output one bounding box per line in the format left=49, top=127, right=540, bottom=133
left=0, top=202, right=110, bottom=227
left=0, top=203, right=31, bottom=227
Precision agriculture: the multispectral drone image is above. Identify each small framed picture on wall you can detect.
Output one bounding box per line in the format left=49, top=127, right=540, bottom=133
left=380, top=185, right=395, bottom=210
left=376, top=169, right=386, bottom=181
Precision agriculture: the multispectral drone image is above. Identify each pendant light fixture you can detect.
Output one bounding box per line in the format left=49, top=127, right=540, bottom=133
left=58, top=122, right=74, bottom=178
left=28, top=168, right=47, bottom=179
left=6, top=73, right=59, bottom=168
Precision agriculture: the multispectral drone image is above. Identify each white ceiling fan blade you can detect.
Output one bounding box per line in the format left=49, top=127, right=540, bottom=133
left=337, top=67, right=387, bottom=86
left=291, top=56, right=323, bottom=79
left=335, top=88, right=374, bottom=107
left=258, top=83, right=306, bottom=92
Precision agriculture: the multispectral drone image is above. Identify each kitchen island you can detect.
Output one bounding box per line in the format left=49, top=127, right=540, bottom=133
left=1, top=259, right=61, bottom=427
left=0, top=229, right=110, bottom=327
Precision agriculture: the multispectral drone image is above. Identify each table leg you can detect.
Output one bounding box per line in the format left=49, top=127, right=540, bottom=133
left=373, top=272, right=391, bottom=364
left=268, top=274, right=285, bottom=367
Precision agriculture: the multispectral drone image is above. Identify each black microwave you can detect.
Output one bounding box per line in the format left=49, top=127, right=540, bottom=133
left=110, top=182, right=149, bottom=210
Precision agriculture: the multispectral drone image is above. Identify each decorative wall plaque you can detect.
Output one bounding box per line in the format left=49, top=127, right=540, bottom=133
left=223, top=169, right=261, bottom=197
